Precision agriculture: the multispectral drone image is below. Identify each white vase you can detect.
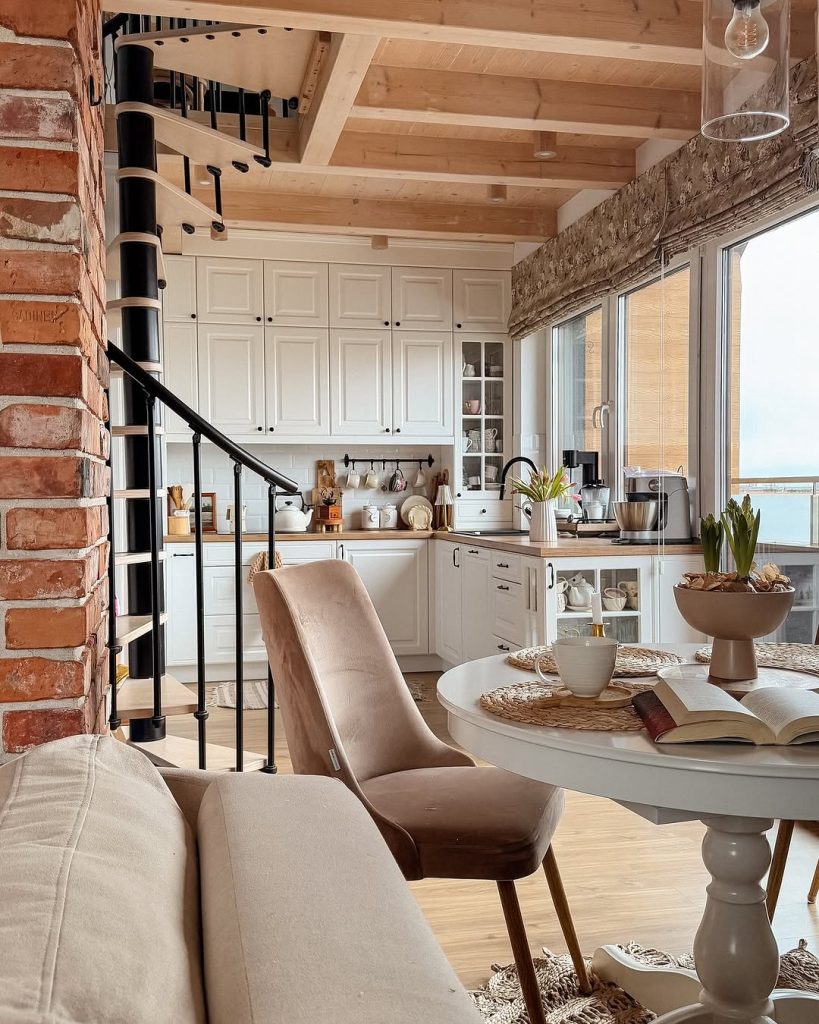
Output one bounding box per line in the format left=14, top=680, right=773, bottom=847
left=529, top=499, right=558, bottom=544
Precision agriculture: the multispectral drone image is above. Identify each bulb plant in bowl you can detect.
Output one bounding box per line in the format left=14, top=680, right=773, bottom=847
left=511, top=467, right=580, bottom=544
left=674, top=496, right=794, bottom=681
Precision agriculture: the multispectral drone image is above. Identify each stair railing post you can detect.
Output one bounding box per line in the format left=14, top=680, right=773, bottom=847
left=106, top=398, right=122, bottom=732
left=233, top=460, right=244, bottom=771
left=256, top=90, right=272, bottom=167
left=146, top=392, right=165, bottom=734
left=192, top=432, right=208, bottom=769
left=261, top=484, right=277, bottom=773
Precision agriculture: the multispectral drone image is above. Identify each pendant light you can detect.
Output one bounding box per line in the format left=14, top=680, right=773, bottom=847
left=701, top=0, right=790, bottom=142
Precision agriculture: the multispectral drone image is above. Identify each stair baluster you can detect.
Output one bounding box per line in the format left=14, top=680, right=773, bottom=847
left=262, top=485, right=277, bottom=774
left=208, top=79, right=217, bottom=130
left=257, top=90, right=272, bottom=167
left=146, top=393, right=165, bottom=737
left=180, top=73, right=191, bottom=194
left=238, top=87, right=246, bottom=140
left=106, top=401, right=122, bottom=733
left=233, top=461, right=244, bottom=772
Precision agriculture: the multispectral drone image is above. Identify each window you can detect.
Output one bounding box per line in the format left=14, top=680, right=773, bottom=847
left=554, top=306, right=603, bottom=460
left=620, top=267, right=691, bottom=475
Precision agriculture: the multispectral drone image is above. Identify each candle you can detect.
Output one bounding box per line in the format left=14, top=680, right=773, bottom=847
left=591, top=590, right=603, bottom=625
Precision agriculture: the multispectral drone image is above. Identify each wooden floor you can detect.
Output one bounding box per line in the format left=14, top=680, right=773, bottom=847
left=168, top=673, right=819, bottom=989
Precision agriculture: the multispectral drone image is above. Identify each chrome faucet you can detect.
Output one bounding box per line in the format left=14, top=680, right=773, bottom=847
left=498, top=457, right=538, bottom=501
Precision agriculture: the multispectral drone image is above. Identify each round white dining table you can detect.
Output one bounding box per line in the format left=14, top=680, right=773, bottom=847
left=437, top=646, right=819, bottom=1024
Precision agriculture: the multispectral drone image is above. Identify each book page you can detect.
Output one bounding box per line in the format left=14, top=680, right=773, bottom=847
left=740, top=688, right=819, bottom=744
left=658, top=677, right=760, bottom=725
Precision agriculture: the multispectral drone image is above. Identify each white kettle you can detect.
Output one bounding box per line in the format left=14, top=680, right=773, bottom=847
left=275, top=494, right=313, bottom=533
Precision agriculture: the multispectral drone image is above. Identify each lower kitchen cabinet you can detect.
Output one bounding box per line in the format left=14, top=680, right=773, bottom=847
left=340, top=540, right=429, bottom=655
left=166, top=548, right=197, bottom=665
left=460, top=546, right=497, bottom=661
left=434, top=539, right=463, bottom=664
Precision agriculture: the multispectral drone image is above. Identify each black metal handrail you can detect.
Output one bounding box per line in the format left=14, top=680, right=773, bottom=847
left=109, top=343, right=299, bottom=493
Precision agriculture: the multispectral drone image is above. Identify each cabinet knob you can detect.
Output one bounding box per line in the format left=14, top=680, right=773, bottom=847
left=456, top=323, right=462, bottom=329
left=383, top=320, right=390, bottom=327
left=267, top=316, right=273, bottom=323
left=384, top=427, right=391, bottom=433
left=268, top=426, right=274, bottom=432
left=395, top=427, right=401, bottom=434
left=456, top=492, right=462, bottom=498
left=497, top=584, right=509, bottom=591
left=255, top=316, right=262, bottom=322
left=394, top=321, right=401, bottom=327
left=480, top=508, right=487, bottom=514
left=257, top=426, right=263, bottom=431
left=190, top=313, right=196, bottom=319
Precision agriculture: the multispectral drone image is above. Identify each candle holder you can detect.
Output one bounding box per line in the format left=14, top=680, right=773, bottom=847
left=591, top=623, right=606, bottom=638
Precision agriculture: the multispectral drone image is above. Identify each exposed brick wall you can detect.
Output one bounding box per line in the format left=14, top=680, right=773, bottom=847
left=0, top=0, right=109, bottom=756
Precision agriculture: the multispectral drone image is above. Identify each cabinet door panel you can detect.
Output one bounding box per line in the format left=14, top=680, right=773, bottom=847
left=461, top=548, right=496, bottom=660
left=205, top=614, right=266, bottom=663
left=342, top=541, right=428, bottom=655
left=162, top=322, right=198, bottom=434
left=198, top=325, right=265, bottom=435
left=265, top=327, right=329, bottom=435
left=435, top=541, right=462, bottom=664
left=393, top=330, right=452, bottom=437
left=453, top=270, right=511, bottom=333
left=196, top=257, right=263, bottom=324
left=166, top=548, right=197, bottom=665
left=329, top=264, right=391, bottom=329
left=163, top=255, right=197, bottom=322
left=391, top=267, right=452, bottom=330
left=264, top=261, right=328, bottom=326
left=330, top=329, right=391, bottom=435
left=204, top=564, right=258, bottom=615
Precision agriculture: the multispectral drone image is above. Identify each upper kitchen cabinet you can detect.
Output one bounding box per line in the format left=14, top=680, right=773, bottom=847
left=162, top=322, right=198, bottom=435
left=198, top=324, right=265, bottom=436
left=162, top=255, right=197, bottom=322
left=453, top=270, right=511, bottom=333
left=329, top=264, right=391, bottom=329
left=196, top=257, right=264, bottom=325
left=392, top=330, right=453, bottom=437
left=330, top=328, right=392, bottom=436
left=391, top=267, right=452, bottom=331
left=265, top=326, right=329, bottom=436
left=264, top=261, right=328, bottom=327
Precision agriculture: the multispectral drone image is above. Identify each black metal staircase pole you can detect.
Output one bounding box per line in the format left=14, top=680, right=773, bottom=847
left=233, top=460, right=244, bottom=771
left=106, top=399, right=122, bottom=733
left=146, top=393, right=165, bottom=733
left=192, top=433, right=208, bottom=768
left=261, top=485, right=277, bottom=774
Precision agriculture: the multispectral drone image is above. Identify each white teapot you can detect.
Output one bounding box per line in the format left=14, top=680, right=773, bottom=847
left=566, top=573, right=594, bottom=610
left=275, top=494, right=313, bottom=533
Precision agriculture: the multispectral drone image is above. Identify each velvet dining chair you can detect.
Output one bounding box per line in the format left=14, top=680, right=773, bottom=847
left=254, top=560, right=591, bottom=1022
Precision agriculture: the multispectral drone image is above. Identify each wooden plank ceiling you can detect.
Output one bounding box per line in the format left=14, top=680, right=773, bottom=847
left=110, top=0, right=816, bottom=242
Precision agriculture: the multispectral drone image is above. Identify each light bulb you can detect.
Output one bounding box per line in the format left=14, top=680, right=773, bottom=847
left=724, top=0, right=770, bottom=60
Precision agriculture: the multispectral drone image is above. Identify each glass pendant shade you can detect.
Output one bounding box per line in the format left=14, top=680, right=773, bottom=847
left=702, top=0, right=790, bottom=142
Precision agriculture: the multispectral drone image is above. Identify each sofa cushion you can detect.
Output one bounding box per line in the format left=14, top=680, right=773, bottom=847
left=0, top=735, right=206, bottom=1024
left=198, top=774, right=481, bottom=1024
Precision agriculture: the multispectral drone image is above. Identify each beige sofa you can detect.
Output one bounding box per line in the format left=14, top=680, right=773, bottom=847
left=0, top=735, right=481, bottom=1024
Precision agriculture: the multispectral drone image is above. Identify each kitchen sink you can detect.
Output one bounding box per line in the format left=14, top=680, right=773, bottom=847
left=453, top=529, right=529, bottom=537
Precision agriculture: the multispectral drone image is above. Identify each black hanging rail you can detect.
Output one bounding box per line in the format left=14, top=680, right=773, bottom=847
left=343, top=453, right=435, bottom=470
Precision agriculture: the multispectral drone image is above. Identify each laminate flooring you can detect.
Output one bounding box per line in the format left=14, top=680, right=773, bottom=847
left=167, top=673, right=819, bottom=988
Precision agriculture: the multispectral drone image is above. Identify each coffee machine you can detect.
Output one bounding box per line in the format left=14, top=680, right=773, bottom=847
left=619, top=471, right=692, bottom=543
left=562, top=449, right=611, bottom=521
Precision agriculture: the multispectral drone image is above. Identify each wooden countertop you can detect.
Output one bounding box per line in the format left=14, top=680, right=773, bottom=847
left=445, top=533, right=702, bottom=558
left=164, top=530, right=434, bottom=543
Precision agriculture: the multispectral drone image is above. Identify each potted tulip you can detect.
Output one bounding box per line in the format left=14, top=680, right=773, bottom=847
left=674, top=496, right=794, bottom=680
left=511, top=467, right=580, bottom=544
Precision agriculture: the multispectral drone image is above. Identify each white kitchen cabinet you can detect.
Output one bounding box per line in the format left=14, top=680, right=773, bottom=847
left=165, top=546, right=197, bottom=666
left=330, top=328, right=392, bottom=436
left=276, top=541, right=337, bottom=565
left=204, top=564, right=258, bottom=616
left=198, top=324, right=265, bottom=436
left=196, top=257, right=264, bottom=325
left=453, top=269, right=511, bottom=333
left=264, top=326, right=329, bottom=436
left=162, top=322, right=198, bottom=435
left=391, top=267, right=452, bottom=331
left=460, top=545, right=496, bottom=661
left=162, top=255, right=197, bottom=323
left=492, top=577, right=525, bottom=646
left=435, top=540, right=463, bottom=665
left=653, top=554, right=707, bottom=643
left=341, top=540, right=428, bottom=655
left=264, top=260, right=328, bottom=327
left=205, top=613, right=267, bottom=665
left=392, top=330, right=453, bottom=438
left=546, top=556, right=654, bottom=644
left=329, top=264, right=391, bottom=329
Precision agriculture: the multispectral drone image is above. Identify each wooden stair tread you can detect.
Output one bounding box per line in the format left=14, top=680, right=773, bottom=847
left=107, top=232, right=166, bottom=287
left=106, top=296, right=162, bottom=330
left=116, top=168, right=221, bottom=232
left=111, top=424, right=166, bottom=436
left=114, top=550, right=167, bottom=565
left=116, top=674, right=197, bottom=720
left=122, top=728, right=266, bottom=773
left=113, top=488, right=165, bottom=499
left=117, top=23, right=314, bottom=98
left=116, top=102, right=266, bottom=171
left=115, top=612, right=169, bottom=646
left=110, top=361, right=162, bottom=378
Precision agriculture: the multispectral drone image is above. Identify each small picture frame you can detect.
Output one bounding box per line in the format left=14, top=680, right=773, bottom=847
left=198, top=492, right=217, bottom=533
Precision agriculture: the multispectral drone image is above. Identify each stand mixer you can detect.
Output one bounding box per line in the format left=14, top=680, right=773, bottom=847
left=616, top=471, right=693, bottom=543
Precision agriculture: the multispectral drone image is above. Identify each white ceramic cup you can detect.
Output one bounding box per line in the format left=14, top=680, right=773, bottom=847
left=485, top=465, right=498, bottom=482
left=535, top=637, right=618, bottom=698
left=364, top=468, right=379, bottom=489
left=468, top=476, right=481, bottom=488
left=463, top=363, right=476, bottom=377
left=413, top=468, right=425, bottom=488
left=485, top=439, right=496, bottom=453
left=346, top=468, right=360, bottom=489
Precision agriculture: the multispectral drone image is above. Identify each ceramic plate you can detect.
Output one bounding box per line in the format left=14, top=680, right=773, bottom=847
left=400, top=495, right=433, bottom=526
left=657, top=664, right=708, bottom=684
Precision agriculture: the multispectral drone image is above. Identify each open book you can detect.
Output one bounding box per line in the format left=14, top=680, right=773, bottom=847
left=633, top=677, right=819, bottom=745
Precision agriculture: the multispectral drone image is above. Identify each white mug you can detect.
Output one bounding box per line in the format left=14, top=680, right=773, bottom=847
left=346, top=468, right=360, bottom=489
left=468, top=476, right=481, bottom=488
left=364, top=468, right=379, bottom=489
left=536, top=637, right=618, bottom=698
left=485, top=439, right=496, bottom=453
left=463, top=363, right=476, bottom=377
left=413, top=468, right=425, bottom=488
left=485, top=465, right=498, bottom=482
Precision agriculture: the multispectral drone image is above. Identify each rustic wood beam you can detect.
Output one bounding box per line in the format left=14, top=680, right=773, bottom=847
left=105, top=0, right=705, bottom=65
left=354, top=66, right=702, bottom=142
left=198, top=187, right=557, bottom=240
left=298, top=33, right=380, bottom=163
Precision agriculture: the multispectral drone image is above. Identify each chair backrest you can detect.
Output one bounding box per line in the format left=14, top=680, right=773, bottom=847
left=254, top=561, right=471, bottom=786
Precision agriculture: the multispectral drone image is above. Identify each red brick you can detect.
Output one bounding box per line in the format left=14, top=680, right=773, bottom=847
left=3, top=708, right=85, bottom=754
left=0, top=0, right=83, bottom=42
left=0, top=197, right=81, bottom=246
left=5, top=506, right=107, bottom=550
left=0, top=655, right=88, bottom=702
left=4, top=591, right=102, bottom=649
left=0, top=455, right=91, bottom=498
left=0, top=43, right=77, bottom=94
left=0, top=94, right=74, bottom=143
left=0, top=353, right=83, bottom=399
left=0, top=249, right=81, bottom=296
left=0, top=147, right=79, bottom=195
left=0, top=558, right=92, bottom=600
left=0, top=300, right=88, bottom=348
left=0, top=404, right=89, bottom=451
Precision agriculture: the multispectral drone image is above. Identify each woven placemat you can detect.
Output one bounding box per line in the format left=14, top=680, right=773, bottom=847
left=696, top=642, right=819, bottom=676
left=508, top=645, right=684, bottom=678
left=480, top=680, right=655, bottom=731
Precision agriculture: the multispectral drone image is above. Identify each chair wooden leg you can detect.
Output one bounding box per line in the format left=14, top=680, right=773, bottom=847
left=766, top=819, right=795, bottom=920
left=497, top=880, right=547, bottom=1024
left=542, top=845, right=591, bottom=994
left=808, top=858, right=819, bottom=904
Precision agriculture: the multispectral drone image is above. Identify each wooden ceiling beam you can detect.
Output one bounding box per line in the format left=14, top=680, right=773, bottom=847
left=198, top=187, right=557, bottom=240
left=104, top=0, right=705, bottom=65
left=354, top=66, right=702, bottom=142
left=298, top=33, right=380, bottom=163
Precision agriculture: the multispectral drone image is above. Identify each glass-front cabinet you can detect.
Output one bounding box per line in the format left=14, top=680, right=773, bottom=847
left=763, top=552, right=819, bottom=642
left=546, top=557, right=652, bottom=644
left=456, top=334, right=512, bottom=505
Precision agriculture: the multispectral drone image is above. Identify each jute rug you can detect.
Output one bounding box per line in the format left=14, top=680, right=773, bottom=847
left=470, top=941, right=819, bottom=1023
